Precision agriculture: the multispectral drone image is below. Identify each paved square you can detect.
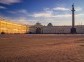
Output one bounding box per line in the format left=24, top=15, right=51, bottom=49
left=0, top=34, right=84, bottom=62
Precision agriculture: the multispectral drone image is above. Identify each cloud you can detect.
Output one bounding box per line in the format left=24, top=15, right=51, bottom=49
left=32, top=12, right=71, bottom=18
left=9, top=9, right=28, bottom=14
left=32, top=12, right=52, bottom=17
left=31, top=8, right=71, bottom=18
left=45, top=6, right=82, bottom=12
left=3, top=6, right=84, bottom=26
left=76, top=14, right=84, bottom=17
left=53, top=7, right=70, bottom=11
left=28, top=6, right=84, bottom=25
left=14, top=17, right=32, bottom=25
left=14, top=17, right=37, bottom=25
left=8, top=9, right=29, bottom=18
left=0, top=6, right=6, bottom=9
left=8, top=6, right=83, bottom=19
left=76, top=7, right=82, bottom=11
left=0, top=0, right=22, bottom=4
left=6, top=9, right=33, bottom=25
left=7, top=12, right=84, bottom=25
left=31, top=6, right=83, bottom=18
left=32, top=11, right=84, bottom=18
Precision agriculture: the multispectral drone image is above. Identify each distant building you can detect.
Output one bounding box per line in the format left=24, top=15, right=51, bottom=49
left=0, top=19, right=84, bottom=34
left=0, top=19, right=29, bottom=34
left=29, top=23, right=84, bottom=34
left=28, top=4, right=84, bottom=34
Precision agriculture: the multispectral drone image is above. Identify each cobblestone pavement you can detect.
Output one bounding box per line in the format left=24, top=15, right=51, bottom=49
left=0, top=34, right=84, bottom=62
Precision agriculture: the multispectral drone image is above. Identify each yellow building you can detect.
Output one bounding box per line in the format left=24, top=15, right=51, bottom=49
left=0, top=19, right=29, bottom=34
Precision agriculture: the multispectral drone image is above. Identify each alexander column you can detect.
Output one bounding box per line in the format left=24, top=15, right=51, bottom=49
left=71, top=4, right=76, bottom=34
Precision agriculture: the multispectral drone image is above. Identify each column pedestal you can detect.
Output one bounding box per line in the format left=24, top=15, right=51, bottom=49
left=71, top=28, right=76, bottom=34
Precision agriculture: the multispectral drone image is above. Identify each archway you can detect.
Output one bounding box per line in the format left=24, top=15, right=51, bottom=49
left=36, top=28, right=42, bottom=34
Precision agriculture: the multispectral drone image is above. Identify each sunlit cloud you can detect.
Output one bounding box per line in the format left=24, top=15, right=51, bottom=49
left=44, top=6, right=82, bottom=12
left=32, top=12, right=52, bottom=17
left=0, top=0, right=22, bottom=4
left=32, top=12, right=84, bottom=18
left=53, top=7, right=70, bottom=11
left=32, top=12, right=71, bottom=18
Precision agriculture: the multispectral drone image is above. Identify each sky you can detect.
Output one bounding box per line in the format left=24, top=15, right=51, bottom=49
left=0, top=0, right=84, bottom=26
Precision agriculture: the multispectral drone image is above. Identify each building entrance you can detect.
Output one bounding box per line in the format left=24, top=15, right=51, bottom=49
left=36, top=28, right=41, bottom=34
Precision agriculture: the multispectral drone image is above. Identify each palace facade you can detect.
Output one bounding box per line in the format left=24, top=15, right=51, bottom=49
left=0, top=19, right=29, bottom=34
left=29, top=23, right=84, bottom=34
left=0, top=19, right=84, bottom=34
